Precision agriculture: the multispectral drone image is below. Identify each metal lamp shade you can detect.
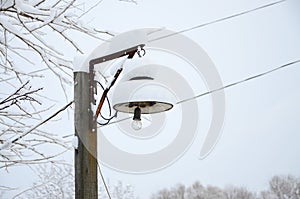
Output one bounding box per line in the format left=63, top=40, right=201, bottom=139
left=112, top=78, right=175, bottom=114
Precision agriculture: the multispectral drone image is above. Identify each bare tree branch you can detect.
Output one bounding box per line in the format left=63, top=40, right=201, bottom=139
left=0, top=101, right=73, bottom=151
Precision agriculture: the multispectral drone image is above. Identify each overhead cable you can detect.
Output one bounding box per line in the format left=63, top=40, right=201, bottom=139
left=177, top=59, right=300, bottom=104
left=149, top=0, right=286, bottom=42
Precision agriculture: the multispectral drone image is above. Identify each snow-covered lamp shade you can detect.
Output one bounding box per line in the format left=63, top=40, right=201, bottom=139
left=111, top=65, right=176, bottom=130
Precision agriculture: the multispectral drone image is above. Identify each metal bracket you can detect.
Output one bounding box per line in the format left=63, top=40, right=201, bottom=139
left=88, top=44, right=146, bottom=122
left=88, top=44, right=145, bottom=105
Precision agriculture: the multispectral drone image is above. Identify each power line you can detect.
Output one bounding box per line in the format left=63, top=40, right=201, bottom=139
left=149, top=0, right=287, bottom=42
left=176, top=59, right=300, bottom=104
left=96, top=160, right=112, bottom=199
left=97, top=59, right=300, bottom=126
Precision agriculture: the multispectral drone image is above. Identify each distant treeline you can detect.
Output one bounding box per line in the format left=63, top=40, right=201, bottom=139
left=151, top=175, right=300, bottom=199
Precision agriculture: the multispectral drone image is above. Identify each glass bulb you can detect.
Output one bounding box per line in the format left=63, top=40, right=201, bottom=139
left=131, top=119, right=142, bottom=131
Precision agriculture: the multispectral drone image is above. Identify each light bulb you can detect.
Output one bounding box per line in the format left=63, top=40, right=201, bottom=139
left=131, top=119, right=142, bottom=130
left=131, top=107, right=142, bottom=130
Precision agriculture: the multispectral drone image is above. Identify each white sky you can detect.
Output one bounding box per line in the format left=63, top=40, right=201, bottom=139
left=81, top=0, right=300, bottom=197
left=1, top=0, right=300, bottom=198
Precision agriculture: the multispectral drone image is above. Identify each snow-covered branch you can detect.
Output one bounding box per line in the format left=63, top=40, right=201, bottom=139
left=0, top=101, right=73, bottom=169
left=0, top=0, right=112, bottom=83
left=0, top=80, right=42, bottom=114
left=0, top=0, right=112, bottom=170
left=4, top=164, right=138, bottom=199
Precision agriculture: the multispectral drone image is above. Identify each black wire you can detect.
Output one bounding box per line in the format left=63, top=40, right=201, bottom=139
left=149, top=0, right=286, bottom=42
left=96, top=81, right=112, bottom=117
left=95, top=81, right=118, bottom=125
left=97, top=120, right=110, bottom=126
left=97, top=117, right=131, bottom=128
left=97, top=112, right=118, bottom=126
left=177, top=59, right=300, bottom=104
left=100, top=111, right=117, bottom=121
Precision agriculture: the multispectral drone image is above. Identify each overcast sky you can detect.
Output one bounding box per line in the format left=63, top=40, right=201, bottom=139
left=1, top=0, right=300, bottom=198
left=86, top=0, right=300, bottom=197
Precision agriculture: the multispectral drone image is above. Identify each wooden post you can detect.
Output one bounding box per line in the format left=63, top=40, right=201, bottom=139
left=74, top=72, right=98, bottom=199
left=73, top=45, right=142, bottom=198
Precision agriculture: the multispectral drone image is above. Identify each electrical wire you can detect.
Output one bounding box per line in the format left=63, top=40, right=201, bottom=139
left=96, top=160, right=112, bottom=199
left=96, top=80, right=118, bottom=125
left=96, top=59, right=300, bottom=126
left=176, top=59, right=300, bottom=104
left=149, top=0, right=287, bottom=42
left=97, top=112, right=118, bottom=126
left=96, top=81, right=112, bottom=117
left=97, top=116, right=132, bottom=128
left=94, top=81, right=114, bottom=197
left=100, top=111, right=117, bottom=121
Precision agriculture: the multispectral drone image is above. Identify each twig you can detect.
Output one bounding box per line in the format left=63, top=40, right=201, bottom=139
left=0, top=101, right=74, bottom=150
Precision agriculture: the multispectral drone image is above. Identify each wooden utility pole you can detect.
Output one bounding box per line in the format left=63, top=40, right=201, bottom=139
left=74, top=71, right=98, bottom=199
left=73, top=44, right=144, bottom=199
